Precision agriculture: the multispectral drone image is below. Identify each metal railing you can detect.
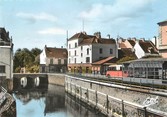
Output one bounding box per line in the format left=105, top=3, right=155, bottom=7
left=0, top=86, right=7, bottom=105
left=67, top=73, right=167, bottom=90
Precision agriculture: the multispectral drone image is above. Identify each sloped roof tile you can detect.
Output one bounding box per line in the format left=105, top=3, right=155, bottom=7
left=68, top=32, right=93, bottom=41
left=92, top=56, right=117, bottom=65
left=139, top=40, right=158, bottom=54
left=118, top=48, right=137, bottom=59
left=79, top=37, right=116, bottom=45
left=127, top=40, right=136, bottom=47
left=45, top=47, right=67, bottom=58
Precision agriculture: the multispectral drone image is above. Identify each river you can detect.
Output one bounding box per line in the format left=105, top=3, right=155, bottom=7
left=13, top=84, right=106, bottom=117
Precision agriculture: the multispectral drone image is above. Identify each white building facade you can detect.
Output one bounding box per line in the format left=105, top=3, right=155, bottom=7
left=134, top=40, right=159, bottom=59
left=40, top=45, right=67, bottom=73
left=68, top=32, right=117, bottom=73
left=0, top=28, right=13, bottom=82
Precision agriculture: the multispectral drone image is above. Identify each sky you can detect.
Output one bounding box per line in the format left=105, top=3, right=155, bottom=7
left=0, top=0, right=167, bottom=51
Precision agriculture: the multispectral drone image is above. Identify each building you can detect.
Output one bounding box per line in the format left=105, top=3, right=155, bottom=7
left=118, top=38, right=136, bottom=49
left=68, top=32, right=117, bottom=74
left=118, top=37, right=158, bottom=59
left=123, top=58, right=167, bottom=82
left=40, top=45, right=67, bottom=73
left=134, top=40, right=159, bottom=58
left=0, top=28, right=13, bottom=85
left=157, top=20, right=167, bottom=58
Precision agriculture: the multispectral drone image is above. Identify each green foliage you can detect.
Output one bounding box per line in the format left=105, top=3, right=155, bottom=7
left=26, top=65, right=40, bottom=73
left=116, top=56, right=136, bottom=64
left=13, top=48, right=42, bottom=73
left=142, top=54, right=162, bottom=58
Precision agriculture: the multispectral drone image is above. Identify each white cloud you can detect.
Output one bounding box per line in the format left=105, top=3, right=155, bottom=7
left=79, top=0, right=154, bottom=21
left=16, top=12, right=57, bottom=22
left=38, top=28, right=66, bottom=35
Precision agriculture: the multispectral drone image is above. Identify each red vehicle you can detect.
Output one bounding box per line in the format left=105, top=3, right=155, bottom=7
left=106, top=65, right=128, bottom=78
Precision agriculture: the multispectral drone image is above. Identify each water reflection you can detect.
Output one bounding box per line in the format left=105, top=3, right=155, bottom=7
left=65, top=94, right=106, bottom=117
left=13, top=84, right=106, bottom=117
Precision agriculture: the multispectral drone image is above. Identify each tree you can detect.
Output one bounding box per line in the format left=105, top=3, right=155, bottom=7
left=13, top=48, right=42, bottom=73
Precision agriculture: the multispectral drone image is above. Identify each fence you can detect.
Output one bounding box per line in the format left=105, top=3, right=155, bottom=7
left=65, top=81, right=167, bottom=117
left=68, top=73, right=167, bottom=88
left=0, top=86, right=7, bottom=106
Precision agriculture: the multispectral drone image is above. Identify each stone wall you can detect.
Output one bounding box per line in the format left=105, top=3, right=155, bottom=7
left=65, top=75, right=167, bottom=116
left=48, top=73, right=65, bottom=86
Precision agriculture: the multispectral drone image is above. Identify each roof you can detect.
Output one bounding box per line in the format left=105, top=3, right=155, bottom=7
left=157, top=20, right=167, bottom=25
left=139, top=40, right=158, bottom=54
left=79, top=37, right=116, bottom=45
left=45, top=47, right=67, bottom=58
left=118, top=48, right=137, bottom=59
left=123, top=57, right=167, bottom=64
left=127, top=40, right=136, bottom=47
left=0, top=28, right=6, bottom=33
left=68, top=32, right=93, bottom=41
left=132, top=58, right=167, bottom=62
left=0, top=27, right=10, bottom=42
left=119, top=43, right=127, bottom=48
left=92, top=56, right=118, bottom=65
left=69, top=31, right=116, bottom=45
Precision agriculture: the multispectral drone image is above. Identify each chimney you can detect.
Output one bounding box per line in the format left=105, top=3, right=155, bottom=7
left=107, top=34, right=110, bottom=39
left=94, top=32, right=101, bottom=39
left=154, top=36, right=157, bottom=48
left=82, top=31, right=87, bottom=35
left=140, top=38, right=145, bottom=41
left=61, top=46, right=63, bottom=48
left=6, top=31, right=9, bottom=38
left=132, top=37, right=136, bottom=41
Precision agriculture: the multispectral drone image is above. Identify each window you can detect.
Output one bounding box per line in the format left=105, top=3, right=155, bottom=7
left=75, top=50, right=77, bottom=56
left=69, top=51, right=71, bottom=56
left=110, top=49, right=113, bottom=54
left=64, top=59, right=67, bottom=64
left=81, top=46, right=83, bottom=50
left=69, top=58, right=71, bottom=63
left=81, top=53, right=83, bottom=57
left=69, top=44, right=71, bottom=49
left=74, top=58, right=77, bottom=63
left=99, top=57, right=103, bottom=60
left=58, top=59, right=61, bottom=64
left=99, top=48, right=103, bottom=54
left=87, top=48, right=89, bottom=55
left=50, top=59, right=53, bottom=64
left=0, top=66, right=5, bottom=73
left=86, top=57, right=90, bottom=63
left=75, top=43, right=77, bottom=48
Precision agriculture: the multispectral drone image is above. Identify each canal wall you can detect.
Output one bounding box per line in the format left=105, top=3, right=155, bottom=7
left=47, top=73, right=65, bottom=86
left=65, top=75, right=167, bottom=117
